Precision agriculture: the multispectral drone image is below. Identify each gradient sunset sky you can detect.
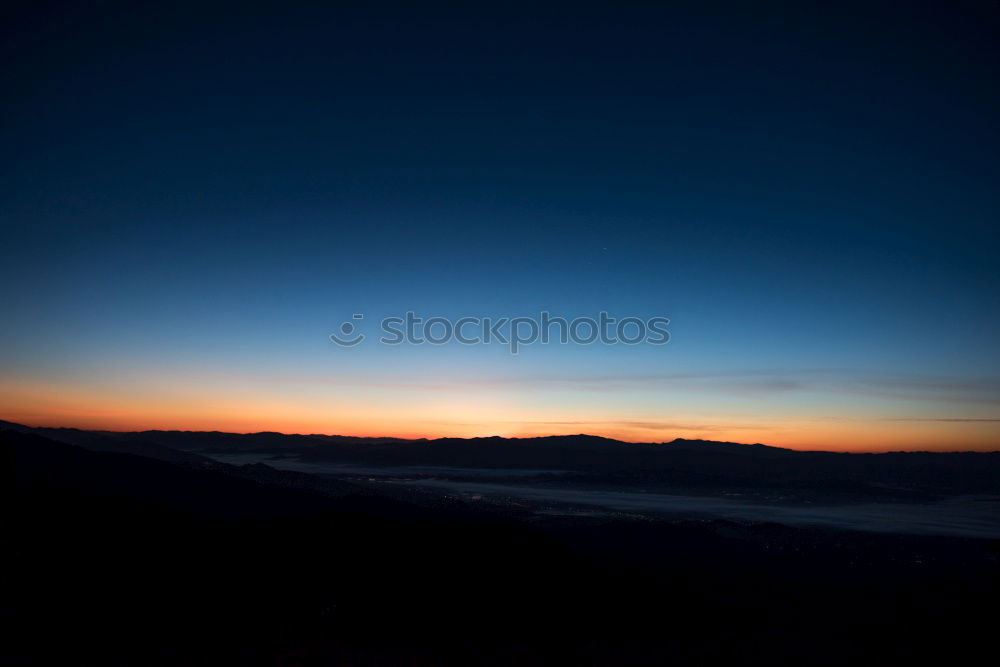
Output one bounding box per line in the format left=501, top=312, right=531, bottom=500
left=2, top=2, right=998, bottom=451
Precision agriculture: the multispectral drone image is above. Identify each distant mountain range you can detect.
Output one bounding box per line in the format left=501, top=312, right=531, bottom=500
left=4, top=419, right=999, bottom=502
left=3, top=420, right=791, bottom=468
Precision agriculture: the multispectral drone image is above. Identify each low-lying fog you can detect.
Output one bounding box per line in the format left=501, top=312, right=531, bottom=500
left=210, top=453, right=1000, bottom=539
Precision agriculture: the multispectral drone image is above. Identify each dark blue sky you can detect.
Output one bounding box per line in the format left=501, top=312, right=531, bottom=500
left=2, top=1, right=998, bottom=448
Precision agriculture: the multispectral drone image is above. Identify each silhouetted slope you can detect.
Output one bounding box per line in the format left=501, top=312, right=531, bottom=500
left=8, top=429, right=339, bottom=519
left=0, top=418, right=213, bottom=465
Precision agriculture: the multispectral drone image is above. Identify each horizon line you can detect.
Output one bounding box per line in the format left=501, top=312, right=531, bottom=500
left=5, top=418, right=999, bottom=455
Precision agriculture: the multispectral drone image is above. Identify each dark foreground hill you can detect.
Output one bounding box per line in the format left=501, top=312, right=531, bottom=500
left=5, top=425, right=999, bottom=665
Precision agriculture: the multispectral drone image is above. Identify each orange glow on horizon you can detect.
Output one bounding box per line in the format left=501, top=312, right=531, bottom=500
left=3, top=376, right=998, bottom=453
left=4, top=410, right=998, bottom=453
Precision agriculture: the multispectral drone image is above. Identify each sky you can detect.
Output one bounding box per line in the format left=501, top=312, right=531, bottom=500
left=2, top=1, right=998, bottom=451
